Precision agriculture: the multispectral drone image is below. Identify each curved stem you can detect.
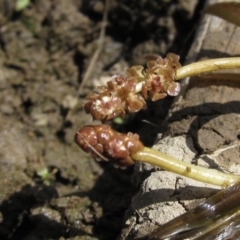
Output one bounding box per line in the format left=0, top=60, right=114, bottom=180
left=147, top=182, right=240, bottom=239
left=131, top=147, right=240, bottom=187
left=176, top=57, right=240, bottom=80
left=187, top=209, right=240, bottom=240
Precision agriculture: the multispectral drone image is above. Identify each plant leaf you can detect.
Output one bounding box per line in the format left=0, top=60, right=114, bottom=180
left=203, top=2, right=240, bottom=27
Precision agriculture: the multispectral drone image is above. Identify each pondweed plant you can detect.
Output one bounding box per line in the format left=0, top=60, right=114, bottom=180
left=75, top=53, right=240, bottom=239
left=76, top=53, right=240, bottom=186
left=83, top=53, right=240, bottom=123
left=74, top=1, right=240, bottom=238
left=83, top=53, right=181, bottom=122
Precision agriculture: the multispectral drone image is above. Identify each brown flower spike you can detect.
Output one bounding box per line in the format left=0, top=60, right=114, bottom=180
left=142, top=53, right=181, bottom=101
left=75, top=125, right=144, bottom=168
left=84, top=53, right=181, bottom=122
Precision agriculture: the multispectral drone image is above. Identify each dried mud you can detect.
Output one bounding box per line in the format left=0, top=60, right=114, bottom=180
left=0, top=1, right=202, bottom=240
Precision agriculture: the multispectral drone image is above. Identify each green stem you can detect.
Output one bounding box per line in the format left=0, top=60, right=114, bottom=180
left=131, top=147, right=240, bottom=187
left=176, top=57, right=240, bottom=80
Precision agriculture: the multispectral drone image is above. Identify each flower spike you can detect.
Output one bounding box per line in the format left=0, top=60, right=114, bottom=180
left=75, top=125, right=144, bottom=168
left=75, top=125, right=240, bottom=187
left=83, top=53, right=181, bottom=122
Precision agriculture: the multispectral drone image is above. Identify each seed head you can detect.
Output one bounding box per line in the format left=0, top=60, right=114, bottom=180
left=75, top=125, right=144, bottom=168
left=83, top=53, right=181, bottom=122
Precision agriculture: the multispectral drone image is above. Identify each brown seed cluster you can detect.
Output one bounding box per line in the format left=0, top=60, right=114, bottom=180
left=83, top=53, right=181, bottom=122
left=75, top=125, right=144, bottom=168
left=84, top=74, right=146, bottom=122
left=142, top=53, right=181, bottom=101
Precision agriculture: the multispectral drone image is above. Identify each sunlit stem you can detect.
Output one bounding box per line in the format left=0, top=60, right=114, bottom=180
left=134, top=58, right=240, bottom=94
left=176, top=57, right=240, bottom=80
left=131, top=147, right=240, bottom=187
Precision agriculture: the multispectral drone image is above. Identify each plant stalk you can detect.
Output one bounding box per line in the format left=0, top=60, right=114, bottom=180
left=176, top=57, right=240, bottom=80
left=131, top=147, right=240, bottom=187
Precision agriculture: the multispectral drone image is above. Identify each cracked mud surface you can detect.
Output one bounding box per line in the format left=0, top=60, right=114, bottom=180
left=0, top=0, right=205, bottom=239
left=119, top=5, right=240, bottom=237
left=119, top=80, right=240, bottom=239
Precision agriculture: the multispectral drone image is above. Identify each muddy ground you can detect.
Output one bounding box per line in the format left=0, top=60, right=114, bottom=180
left=0, top=1, right=203, bottom=239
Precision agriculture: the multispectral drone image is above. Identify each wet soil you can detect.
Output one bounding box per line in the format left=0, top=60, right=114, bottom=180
left=0, top=1, right=203, bottom=239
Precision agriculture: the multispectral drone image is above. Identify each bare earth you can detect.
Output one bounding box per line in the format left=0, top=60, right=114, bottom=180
left=1, top=1, right=228, bottom=240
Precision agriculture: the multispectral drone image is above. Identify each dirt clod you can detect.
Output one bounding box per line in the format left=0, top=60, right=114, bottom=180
left=0, top=1, right=202, bottom=239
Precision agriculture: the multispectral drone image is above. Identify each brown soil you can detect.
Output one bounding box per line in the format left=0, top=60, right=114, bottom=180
left=0, top=1, right=203, bottom=239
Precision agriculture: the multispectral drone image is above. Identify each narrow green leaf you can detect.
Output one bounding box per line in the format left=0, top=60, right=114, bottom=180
left=203, top=2, right=240, bottom=27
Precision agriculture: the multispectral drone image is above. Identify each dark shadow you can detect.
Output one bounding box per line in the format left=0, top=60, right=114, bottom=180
left=197, top=49, right=240, bottom=59
left=10, top=215, right=86, bottom=240
left=129, top=185, right=219, bottom=210
left=111, top=97, right=174, bottom=147
left=72, top=164, right=136, bottom=240
left=0, top=184, right=93, bottom=240
left=166, top=100, right=240, bottom=155
left=167, top=100, right=240, bottom=122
